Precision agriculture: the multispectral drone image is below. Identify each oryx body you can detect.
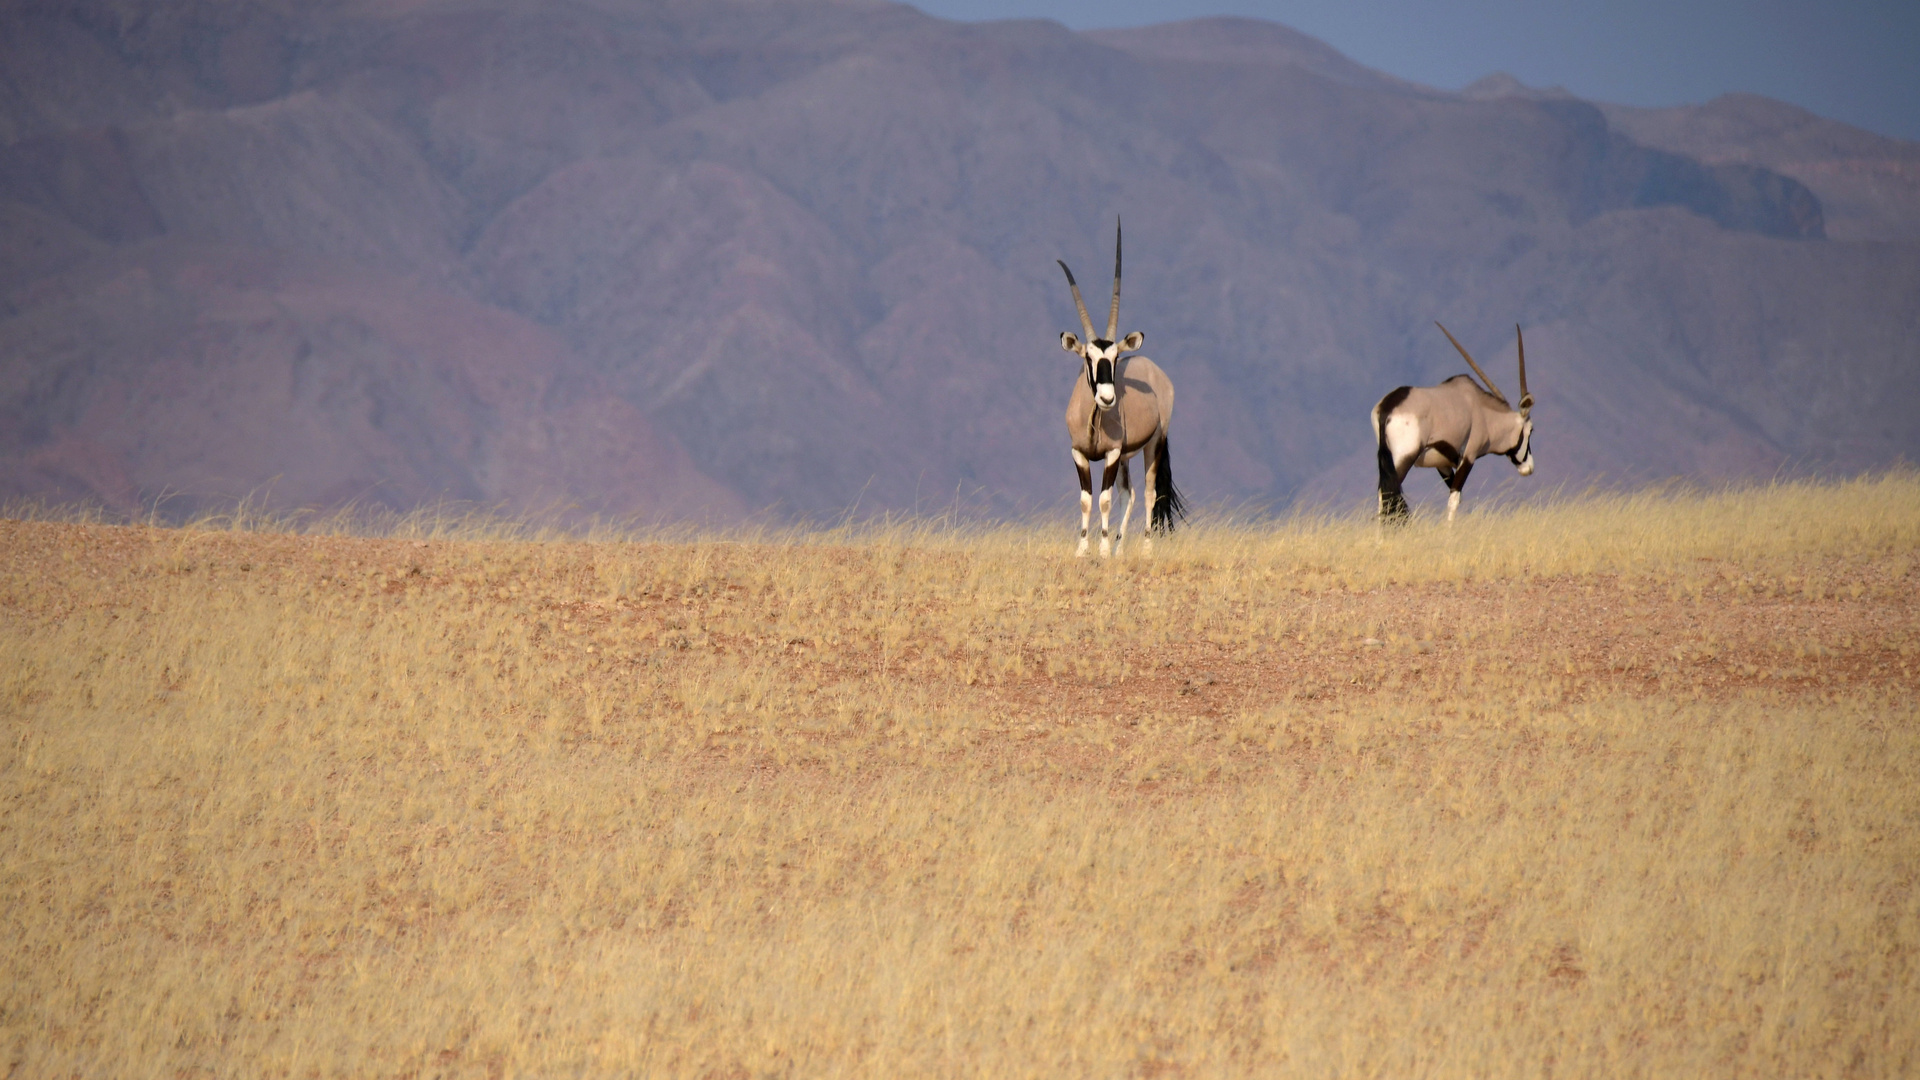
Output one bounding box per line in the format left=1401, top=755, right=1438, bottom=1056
left=1056, top=222, right=1185, bottom=556
left=1373, top=323, right=1534, bottom=521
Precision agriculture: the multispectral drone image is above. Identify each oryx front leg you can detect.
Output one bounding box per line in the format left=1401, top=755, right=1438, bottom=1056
left=1072, top=450, right=1093, bottom=557
left=1445, top=458, right=1474, bottom=524
left=1112, top=458, right=1135, bottom=557
left=1097, top=449, right=1122, bottom=558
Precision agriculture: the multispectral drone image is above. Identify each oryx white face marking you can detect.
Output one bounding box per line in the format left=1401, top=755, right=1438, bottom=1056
left=1089, top=341, right=1118, bottom=409
left=1513, top=418, right=1535, bottom=475
left=1061, top=333, right=1119, bottom=408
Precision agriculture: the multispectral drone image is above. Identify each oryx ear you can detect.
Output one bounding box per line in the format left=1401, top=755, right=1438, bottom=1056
left=1518, top=393, right=1534, bottom=416
left=1121, top=330, right=1144, bottom=352
left=1060, top=332, right=1082, bottom=354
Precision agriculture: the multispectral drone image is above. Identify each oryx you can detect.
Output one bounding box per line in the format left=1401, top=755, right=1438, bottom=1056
left=1056, top=221, right=1185, bottom=557
left=1372, top=322, right=1534, bottom=522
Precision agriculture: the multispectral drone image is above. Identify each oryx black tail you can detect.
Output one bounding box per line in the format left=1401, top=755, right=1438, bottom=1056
left=1151, top=436, right=1188, bottom=533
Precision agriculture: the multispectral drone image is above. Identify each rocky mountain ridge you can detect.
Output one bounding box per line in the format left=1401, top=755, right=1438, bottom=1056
left=3, top=0, right=1914, bottom=520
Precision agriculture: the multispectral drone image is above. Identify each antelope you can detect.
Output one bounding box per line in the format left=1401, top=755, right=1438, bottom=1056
left=1372, top=322, right=1534, bottom=522
left=1056, top=221, right=1185, bottom=557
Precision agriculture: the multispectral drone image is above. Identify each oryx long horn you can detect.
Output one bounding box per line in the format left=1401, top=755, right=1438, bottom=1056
left=1057, top=259, right=1095, bottom=341
left=1106, top=218, right=1122, bottom=342
left=1436, top=322, right=1508, bottom=406
left=1516, top=324, right=1531, bottom=409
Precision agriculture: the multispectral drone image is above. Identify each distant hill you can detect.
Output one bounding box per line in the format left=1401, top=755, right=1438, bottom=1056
left=3, top=0, right=1915, bottom=520
left=1597, top=91, right=1920, bottom=243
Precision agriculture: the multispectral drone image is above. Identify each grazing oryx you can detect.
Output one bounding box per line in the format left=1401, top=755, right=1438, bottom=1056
left=1056, top=221, right=1185, bottom=557
left=1372, top=322, right=1534, bottom=522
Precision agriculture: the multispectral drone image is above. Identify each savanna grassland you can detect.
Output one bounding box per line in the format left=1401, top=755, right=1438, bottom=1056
left=4, top=476, right=1919, bottom=1078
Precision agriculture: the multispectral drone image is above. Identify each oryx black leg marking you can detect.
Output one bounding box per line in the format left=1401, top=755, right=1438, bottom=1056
left=1447, top=457, right=1474, bottom=494
left=1377, top=441, right=1410, bottom=521
left=1075, top=456, right=1094, bottom=553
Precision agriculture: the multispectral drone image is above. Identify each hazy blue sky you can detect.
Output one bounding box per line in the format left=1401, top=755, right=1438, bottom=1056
left=908, top=0, right=1920, bottom=142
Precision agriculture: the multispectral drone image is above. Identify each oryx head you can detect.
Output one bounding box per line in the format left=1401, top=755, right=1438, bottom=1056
left=1510, top=325, right=1534, bottom=474
left=1438, top=321, right=1535, bottom=475
left=1058, top=221, right=1141, bottom=411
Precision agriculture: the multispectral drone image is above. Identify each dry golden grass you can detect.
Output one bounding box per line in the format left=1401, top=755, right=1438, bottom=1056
left=4, top=473, right=1918, bottom=1077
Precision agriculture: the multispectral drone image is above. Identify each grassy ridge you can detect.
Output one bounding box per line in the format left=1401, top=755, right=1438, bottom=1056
left=4, top=475, right=1918, bottom=1077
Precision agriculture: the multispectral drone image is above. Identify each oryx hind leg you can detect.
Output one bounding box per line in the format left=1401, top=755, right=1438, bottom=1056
left=1376, top=418, right=1417, bottom=525
left=1073, top=450, right=1094, bottom=557
left=1377, top=443, right=1413, bottom=524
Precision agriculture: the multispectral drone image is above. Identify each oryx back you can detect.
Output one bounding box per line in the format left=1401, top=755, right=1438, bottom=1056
left=1375, top=377, right=1498, bottom=469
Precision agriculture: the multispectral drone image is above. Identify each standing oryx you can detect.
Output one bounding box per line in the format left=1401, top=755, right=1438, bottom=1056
left=1056, top=221, right=1185, bottom=557
left=1372, top=322, right=1534, bottom=522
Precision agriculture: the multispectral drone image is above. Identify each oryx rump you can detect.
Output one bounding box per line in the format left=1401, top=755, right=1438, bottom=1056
left=1373, top=323, right=1535, bottom=521
left=1056, top=221, right=1185, bottom=557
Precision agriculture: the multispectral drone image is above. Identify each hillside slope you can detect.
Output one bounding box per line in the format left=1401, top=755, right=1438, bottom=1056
left=2, top=1, right=1915, bottom=518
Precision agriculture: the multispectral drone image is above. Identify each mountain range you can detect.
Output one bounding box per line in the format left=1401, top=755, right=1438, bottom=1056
left=3, top=0, right=1916, bottom=521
